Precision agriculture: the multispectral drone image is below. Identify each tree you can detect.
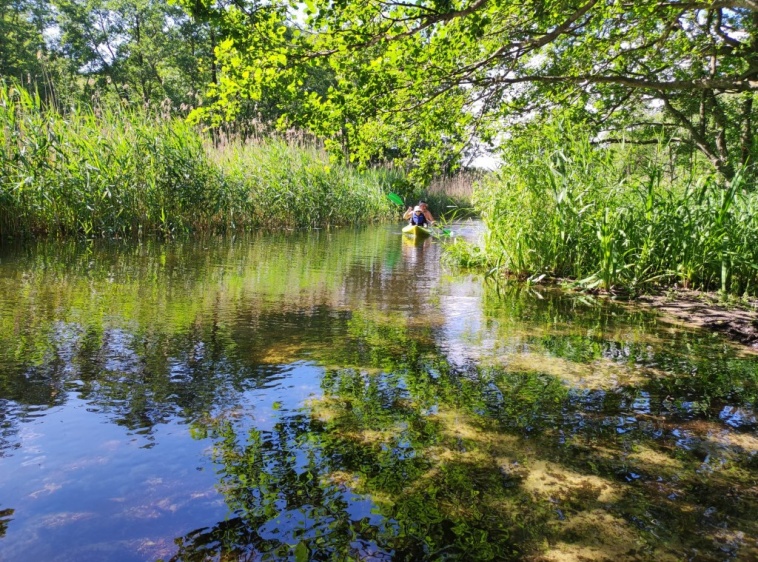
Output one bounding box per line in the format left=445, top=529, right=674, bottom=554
left=53, top=0, right=216, bottom=110
left=0, top=0, right=49, bottom=86
left=176, top=0, right=758, bottom=181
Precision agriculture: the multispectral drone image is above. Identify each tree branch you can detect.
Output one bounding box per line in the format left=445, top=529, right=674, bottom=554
left=592, top=138, right=684, bottom=145
left=660, top=94, right=732, bottom=177
left=486, top=73, right=758, bottom=92
left=655, top=1, right=758, bottom=10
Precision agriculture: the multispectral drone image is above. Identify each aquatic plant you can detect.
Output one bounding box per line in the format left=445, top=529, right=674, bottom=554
left=0, top=84, right=395, bottom=238
left=465, top=119, right=758, bottom=296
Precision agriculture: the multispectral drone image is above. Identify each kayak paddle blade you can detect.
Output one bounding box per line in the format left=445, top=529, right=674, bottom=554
left=387, top=192, right=404, bottom=206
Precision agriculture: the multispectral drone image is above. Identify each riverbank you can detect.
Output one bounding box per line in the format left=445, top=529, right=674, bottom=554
left=446, top=229, right=758, bottom=350
left=460, top=119, right=758, bottom=299
left=638, top=289, right=758, bottom=350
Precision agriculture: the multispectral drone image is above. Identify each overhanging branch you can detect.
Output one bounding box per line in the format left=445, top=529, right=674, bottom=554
left=488, top=73, right=758, bottom=92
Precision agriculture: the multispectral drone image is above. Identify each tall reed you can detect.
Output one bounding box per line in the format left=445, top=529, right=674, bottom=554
left=464, top=119, right=758, bottom=296
left=0, top=84, right=396, bottom=238
left=422, top=172, right=479, bottom=217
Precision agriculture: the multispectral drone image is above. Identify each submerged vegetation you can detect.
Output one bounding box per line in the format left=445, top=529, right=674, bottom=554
left=0, top=85, right=398, bottom=239
left=447, top=119, right=758, bottom=297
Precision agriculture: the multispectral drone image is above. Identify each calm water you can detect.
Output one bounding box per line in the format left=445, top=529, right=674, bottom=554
left=0, top=223, right=756, bottom=561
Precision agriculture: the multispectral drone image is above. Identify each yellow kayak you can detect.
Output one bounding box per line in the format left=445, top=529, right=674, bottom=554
left=402, top=224, right=432, bottom=237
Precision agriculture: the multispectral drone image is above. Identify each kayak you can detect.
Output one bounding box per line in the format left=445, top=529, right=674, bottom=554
left=402, top=224, right=432, bottom=237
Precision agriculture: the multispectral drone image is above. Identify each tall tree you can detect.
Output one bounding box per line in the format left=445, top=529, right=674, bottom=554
left=177, top=0, right=758, bottom=180
left=0, top=0, right=48, bottom=85
left=53, top=0, right=215, bottom=109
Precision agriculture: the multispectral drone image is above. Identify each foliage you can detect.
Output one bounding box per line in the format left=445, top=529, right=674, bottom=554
left=51, top=0, right=216, bottom=110
left=6, top=0, right=758, bottom=184
left=175, top=0, right=477, bottom=179
left=175, top=0, right=758, bottom=183
left=0, top=0, right=46, bottom=81
left=0, top=0, right=220, bottom=112
left=0, top=0, right=72, bottom=105
left=0, top=84, right=396, bottom=238
left=467, top=117, right=758, bottom=295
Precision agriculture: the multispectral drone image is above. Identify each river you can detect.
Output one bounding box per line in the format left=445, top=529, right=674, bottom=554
left=0, top=223, right=756, bottom=561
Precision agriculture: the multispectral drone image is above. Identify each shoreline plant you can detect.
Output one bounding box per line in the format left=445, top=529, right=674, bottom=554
left=0, top=85, right=398, bottom=239
left=450, top=119, right=758, bottom=297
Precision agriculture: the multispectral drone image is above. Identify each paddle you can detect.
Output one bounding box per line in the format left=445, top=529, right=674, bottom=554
left=387, top=192, right=404, bottom=206
left=433, top=226, right=453, bottom=237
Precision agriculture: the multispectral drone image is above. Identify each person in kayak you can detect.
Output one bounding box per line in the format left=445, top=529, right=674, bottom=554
left=408, top=206, right=429, bottom=227
left=403, top=200, right=435, bottom=224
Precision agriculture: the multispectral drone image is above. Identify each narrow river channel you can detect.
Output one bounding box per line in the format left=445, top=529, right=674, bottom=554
left=0, top=223, right=756, bottom=561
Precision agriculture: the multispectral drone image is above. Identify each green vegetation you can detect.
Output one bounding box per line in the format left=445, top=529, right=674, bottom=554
left=0, top=85, right=396, bottom=238
left=1, top=0, right=216, bottom=112
left=165, top=0, right=758, bottom=295
left=178, top=0, right=758, bottom=184
left=4, top=0, right=758, bottom=284
left=449, top=119, right=758, bottom=296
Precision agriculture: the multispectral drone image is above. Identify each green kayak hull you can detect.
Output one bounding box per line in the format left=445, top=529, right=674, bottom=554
left=402, top=224, right=432, bottom=237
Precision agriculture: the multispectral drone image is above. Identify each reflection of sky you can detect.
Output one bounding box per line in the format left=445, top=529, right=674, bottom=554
left=437, top=276, right=489, bottom=368
left=0, top=393, right=224, bottom=561
left=434, top=219, right=501, bottom=368
left=0, top=362, right=328, bottom=561
left=719, top=405, right=757, bottom=429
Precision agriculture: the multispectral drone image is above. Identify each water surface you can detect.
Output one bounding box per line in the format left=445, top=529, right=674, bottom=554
left=0, top=224, right=756, bottom=561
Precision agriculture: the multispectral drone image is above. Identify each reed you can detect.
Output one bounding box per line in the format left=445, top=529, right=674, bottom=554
left=0, top=84, right=395, bottom=238
left=461, top=119, right=758, bottom=296
left=384, top=170, right=478, bottom=220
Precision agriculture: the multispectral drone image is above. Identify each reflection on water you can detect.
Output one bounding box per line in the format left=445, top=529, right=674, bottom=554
left=0, top=223, right=757, bottom=561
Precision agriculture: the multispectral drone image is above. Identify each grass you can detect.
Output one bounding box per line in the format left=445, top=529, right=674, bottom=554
left=452, top=118, right=758, bottom=297
left=384, top=170, right=478, bottom=221
left=423, top=172, right=479, bottom=219
left=0, top=84, right=397, bottom=239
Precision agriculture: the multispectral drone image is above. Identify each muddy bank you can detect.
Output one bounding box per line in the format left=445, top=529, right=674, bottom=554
left=638, top=290, right=758, bottom=350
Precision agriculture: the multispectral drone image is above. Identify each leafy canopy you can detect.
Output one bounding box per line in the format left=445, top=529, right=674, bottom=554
left=177, top=0, right=758, bottom=180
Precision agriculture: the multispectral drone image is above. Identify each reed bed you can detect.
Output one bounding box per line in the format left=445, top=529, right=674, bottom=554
left=382, top=170, right=477, bottom=220
left=0, top=85, right=395, bottom=238
left=409, top=171, right=479, bottom=219
left=459, top=122, right=758, bottom=296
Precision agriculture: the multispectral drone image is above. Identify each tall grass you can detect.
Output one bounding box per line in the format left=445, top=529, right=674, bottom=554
left=209, top=140, right=397, bottom=229
left=0, top=84, right=396, bottom=238
left=385, top=170, right=478, bottom=220
left=462, top=119, right=758, bottom=296
left=423, top=172, right=479, bottom=217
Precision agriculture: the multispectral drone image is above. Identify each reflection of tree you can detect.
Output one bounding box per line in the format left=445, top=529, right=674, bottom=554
left=0, top=506, right=14, bottom=538
left=173, top=304, right=758, bottom=561
left=172, top=415, right=394, bottom=561
left=0, top=228, right=435, bottom=435
left=1, top=235, right=757, bottom=558
left=479, top=284, right=758, bottom=408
